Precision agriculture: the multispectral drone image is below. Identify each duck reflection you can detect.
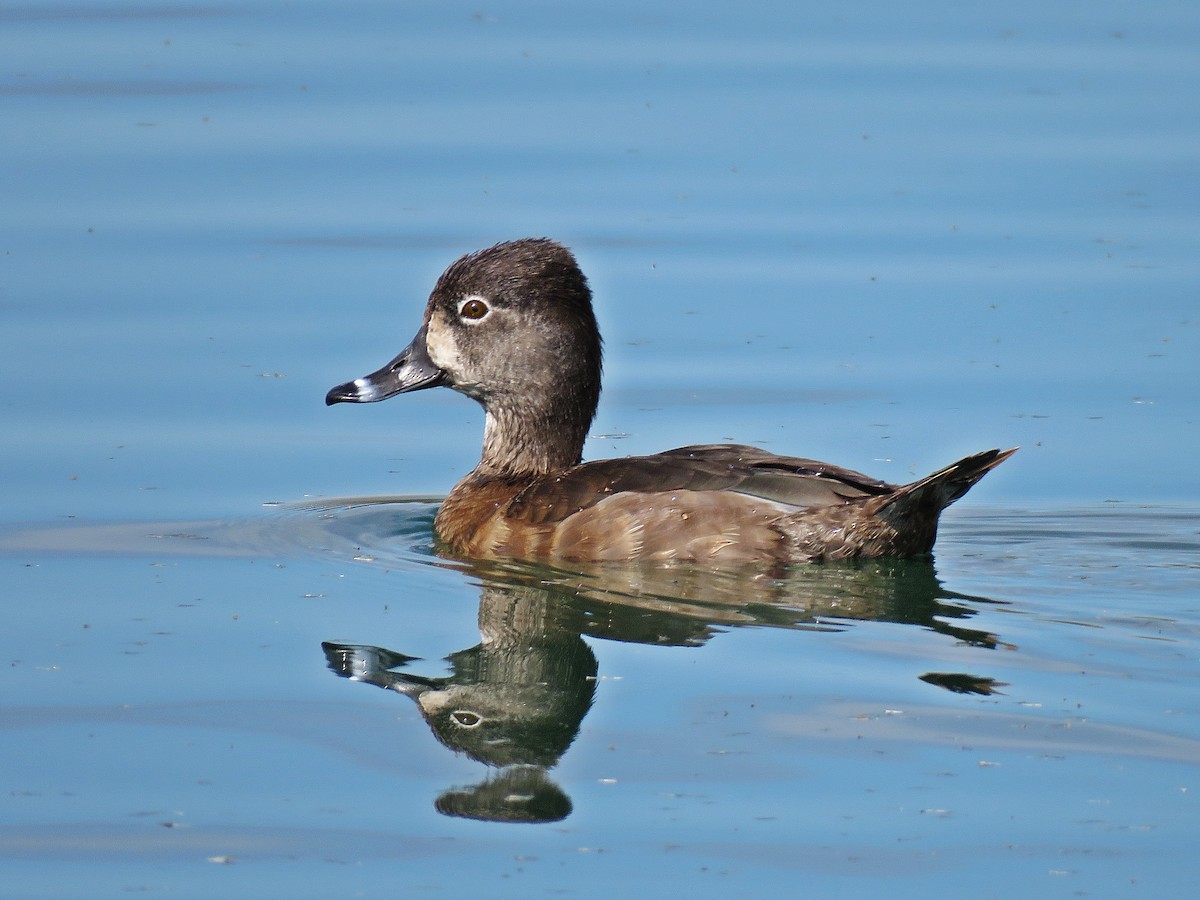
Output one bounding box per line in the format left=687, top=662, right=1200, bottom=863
left=324, top=580, right=596, bottom=823
left=323, top=556, right=1007, bottom=822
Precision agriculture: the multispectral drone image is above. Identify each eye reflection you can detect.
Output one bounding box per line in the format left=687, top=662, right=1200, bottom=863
left=452, top=709, right=483, bottom=728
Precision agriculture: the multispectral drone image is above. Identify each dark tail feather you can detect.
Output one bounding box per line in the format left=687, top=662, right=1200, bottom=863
left=877, top=447, right=1017, bottom=521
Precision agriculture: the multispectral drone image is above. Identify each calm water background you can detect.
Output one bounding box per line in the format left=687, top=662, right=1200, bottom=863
left=2, top=1, right=1198, bottom=896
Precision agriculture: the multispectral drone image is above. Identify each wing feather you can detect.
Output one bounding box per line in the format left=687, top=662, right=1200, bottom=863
left=505, top=444, right=894, bottom=526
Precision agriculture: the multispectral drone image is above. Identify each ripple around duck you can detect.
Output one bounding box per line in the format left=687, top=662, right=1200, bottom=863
left=0, top=499, right=1028, bottom=648
left=4, top=502, right=1196, bottom=664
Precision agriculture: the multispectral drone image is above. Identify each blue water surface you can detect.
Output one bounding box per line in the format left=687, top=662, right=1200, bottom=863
left=2, top=1, right=1199, bottom=897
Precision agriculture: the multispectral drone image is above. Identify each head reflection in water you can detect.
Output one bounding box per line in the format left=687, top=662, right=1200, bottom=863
left=323, top=581, right=598, bottom=824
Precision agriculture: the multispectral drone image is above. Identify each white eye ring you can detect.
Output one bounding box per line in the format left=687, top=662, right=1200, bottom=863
left=458, top=295, right=491, bottom=322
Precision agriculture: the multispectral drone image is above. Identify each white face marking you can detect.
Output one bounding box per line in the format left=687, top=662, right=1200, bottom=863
left=424, top=312, right=464, bottom=373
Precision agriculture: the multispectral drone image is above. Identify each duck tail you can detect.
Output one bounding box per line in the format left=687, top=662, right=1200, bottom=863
left=877, top=447, right=1018, bottom=522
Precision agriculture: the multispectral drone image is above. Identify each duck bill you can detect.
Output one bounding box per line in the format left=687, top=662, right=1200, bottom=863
left=325, top=323, right=447, bottom=405
left=386, top=672, right=440, bottom=700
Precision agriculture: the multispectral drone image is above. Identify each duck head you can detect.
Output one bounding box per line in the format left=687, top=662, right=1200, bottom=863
left=326, top=239, right=603, bottom=475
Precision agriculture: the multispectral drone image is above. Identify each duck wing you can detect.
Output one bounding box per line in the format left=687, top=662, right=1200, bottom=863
left=505, top=444, right=895, bottom=526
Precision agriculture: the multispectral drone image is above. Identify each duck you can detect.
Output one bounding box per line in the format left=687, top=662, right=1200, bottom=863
left=326, top=238, right=1015, bottom=566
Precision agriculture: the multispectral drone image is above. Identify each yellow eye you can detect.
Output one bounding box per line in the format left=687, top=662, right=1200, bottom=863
left=460, top=297, right=489, bottom=320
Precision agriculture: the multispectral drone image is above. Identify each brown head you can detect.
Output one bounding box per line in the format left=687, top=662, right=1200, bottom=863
left=326, top=239, right=604, bottom=476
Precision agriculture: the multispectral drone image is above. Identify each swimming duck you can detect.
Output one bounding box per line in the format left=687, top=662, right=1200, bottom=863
left=326, top=238, right=1014, bottom=565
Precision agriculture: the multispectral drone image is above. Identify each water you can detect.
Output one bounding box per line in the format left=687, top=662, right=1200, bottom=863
left=2, top=1, right=1199, bottom=896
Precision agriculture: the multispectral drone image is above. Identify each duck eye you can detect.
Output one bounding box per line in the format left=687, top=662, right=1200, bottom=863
left=459, top=297, right=490, bottom=321
left=451, top=709, right=482, bottom=728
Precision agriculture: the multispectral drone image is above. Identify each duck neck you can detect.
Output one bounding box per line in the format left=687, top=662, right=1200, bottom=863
left=476, top=402, right=589, bottom=478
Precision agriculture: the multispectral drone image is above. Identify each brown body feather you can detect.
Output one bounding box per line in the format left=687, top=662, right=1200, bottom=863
left=435, top=445, right=1017, bottom=565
